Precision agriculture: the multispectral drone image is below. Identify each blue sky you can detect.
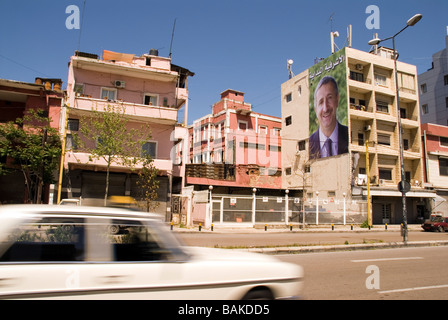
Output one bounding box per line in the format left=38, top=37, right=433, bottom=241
left=1, top=0, right=447, bottom=123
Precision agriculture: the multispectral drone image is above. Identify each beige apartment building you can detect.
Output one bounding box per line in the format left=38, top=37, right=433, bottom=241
left=281, top=47, right=436, bottom=225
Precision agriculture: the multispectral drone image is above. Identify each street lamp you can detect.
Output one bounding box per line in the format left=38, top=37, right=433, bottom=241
left=367, top=13, right=422, bottom=243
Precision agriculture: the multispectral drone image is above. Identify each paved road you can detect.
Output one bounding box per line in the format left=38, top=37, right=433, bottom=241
left=276, top=246, right=448, bottom=300
left=176, top=229, right=448, bottom=248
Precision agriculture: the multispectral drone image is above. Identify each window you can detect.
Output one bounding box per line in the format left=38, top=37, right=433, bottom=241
left=285, top=93, right=292, bottom=103
left=374, top=74, right=387, bottom=87
left=403, top=139, right=409, bottom=150
left=144, top=94, right=158, bottom=106
left=440, top=137, right=448, bottom=147
left=66, top=134, right=78, bottom=151
left=350, top=71, right=364, bottom=82
left=0, top=217, right=86, bottom=262
left=285, top=167, right=292, bottom=176
left=108, top=220, right=170, bottom=262
left=379, top=168, right=392, bottom=180
left=285, top=116, right=292, bottom=126
left=439, top=157, right=448, bottom=176
left=420, top=83, right=427, bottom=94
left=68, top=118, right=79, bottom=131
left=422, top=104, right=429, bottom=114
left=444, top=75, right=448, bottom=86
left=142, top=141, right=157, bottom=158
left=400, top=108, right=407, bottom=119
left=377, top=134, right=391, bottom=146
left=273, top=128, right=281, bottom=136
left=446, top=97, right=448, bottom=109
left=258, top=125, right=268, bottom=135
left=358, top=133, right=364, bottom=146
left=382, top=204, right=391, bottom=221
left=298, top=140, right=306, bottom=151
left=101, top=88, right=117, bottom=100
left=376, top=101, right=389, bottom=113
left=238, top=120, right=248, bottom=131
left=74, top=83, right=84, bottom=95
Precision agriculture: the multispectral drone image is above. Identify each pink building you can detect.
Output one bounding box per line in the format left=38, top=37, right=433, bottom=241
left=186, top=89, right=282, bottom=194
left=62, top=50, right=193, bottom=219
left=0, top=77, right=63, bottom=203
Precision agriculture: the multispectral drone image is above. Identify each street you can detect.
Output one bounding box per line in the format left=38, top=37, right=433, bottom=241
left=177, top=229, right=448, bottom=299
left=177, top=228, right=448, bottom=248
left=277, top=246, right=448, bottom=300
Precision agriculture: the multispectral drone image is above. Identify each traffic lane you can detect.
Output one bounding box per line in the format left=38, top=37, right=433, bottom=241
left=277, top=246, right=448, bottom=300
left=177, top=231, right=448, bottom=248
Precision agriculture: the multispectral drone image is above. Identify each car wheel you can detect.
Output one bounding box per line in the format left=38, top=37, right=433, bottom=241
left=242, top=288, right=274, bottom=300
left=438, top=226, right=444, bottom=232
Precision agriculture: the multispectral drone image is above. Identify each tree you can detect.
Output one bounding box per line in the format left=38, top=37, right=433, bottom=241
left=75, top=104, right=157, bottom=205
left=136, top=155, right=160, bottom=212
left=0, top=110, right=62, bottom=203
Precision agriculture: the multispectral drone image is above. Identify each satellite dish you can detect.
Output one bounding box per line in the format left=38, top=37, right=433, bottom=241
left=287, top=59, right=294, bottom=66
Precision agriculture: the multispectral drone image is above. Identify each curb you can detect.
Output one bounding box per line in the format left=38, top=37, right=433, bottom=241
left=237, top=240, right=448, bottom=255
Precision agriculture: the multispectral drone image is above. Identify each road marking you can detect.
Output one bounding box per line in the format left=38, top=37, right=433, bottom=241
left=379, top=284, right=448, bottom=294
left=351, top=257, right=424, bottom=263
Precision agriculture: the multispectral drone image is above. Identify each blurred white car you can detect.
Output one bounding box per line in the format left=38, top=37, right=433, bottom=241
left=0, top=205, right=303, bottom=300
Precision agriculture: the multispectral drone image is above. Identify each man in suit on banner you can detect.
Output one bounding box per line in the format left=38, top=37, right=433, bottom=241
left=309, top=75, right=349, bottom=160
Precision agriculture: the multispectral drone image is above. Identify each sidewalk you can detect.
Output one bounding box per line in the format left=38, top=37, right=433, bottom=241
left=173, top=223, right=448, bottom=254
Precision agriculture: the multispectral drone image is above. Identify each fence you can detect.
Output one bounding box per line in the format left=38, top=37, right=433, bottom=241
left=172, top=192, right=367, bottom=228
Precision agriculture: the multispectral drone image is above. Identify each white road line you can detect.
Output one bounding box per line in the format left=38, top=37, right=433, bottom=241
left=379, top=284, right=448, bottom=294
left=351, top=257, right=424, bottom=263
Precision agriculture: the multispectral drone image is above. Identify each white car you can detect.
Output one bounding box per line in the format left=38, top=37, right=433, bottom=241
left=0, top=205, right=303, bottom=300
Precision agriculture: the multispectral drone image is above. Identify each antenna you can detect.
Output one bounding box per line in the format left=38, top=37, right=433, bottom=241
left=169, top=18, right=177, bottom=59
left=287, top=59, right=294, bottom=79
left=77, top=0, right=87, bottom=51
left=347, top=25, right=352, bottom=48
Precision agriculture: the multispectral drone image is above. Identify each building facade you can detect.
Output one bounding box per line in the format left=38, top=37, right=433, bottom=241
left=0, top=77, right=63, bottom=203
left=186, top=89, right=282, bottom=193
left=418, top=29, right=448, bottom=125
left=422, top=123, right=448, bottom=214
left=61, top=49, right=193, bottom=219
left=282, top=47, right=435, bottom=225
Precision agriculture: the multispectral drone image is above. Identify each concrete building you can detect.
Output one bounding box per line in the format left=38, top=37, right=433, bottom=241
left=421, top=123, right=448, bottom=214
left=186, top=89, right=282, bottom=193
left=61, top=49, right=193, bottom=219
left=0, top=77, right=63, bottom=203
left=183, top=89, right=284, bottom=226
left=282, top=47, right=436, bottom=225
left=418, top=28, right=448, bottom=125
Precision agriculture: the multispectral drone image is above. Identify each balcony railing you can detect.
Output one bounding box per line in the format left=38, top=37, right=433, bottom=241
left=185, top=163, right=235, bottom=181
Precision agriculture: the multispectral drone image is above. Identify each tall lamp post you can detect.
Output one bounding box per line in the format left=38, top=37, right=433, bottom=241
left=368, top=14, right=422, bottom=243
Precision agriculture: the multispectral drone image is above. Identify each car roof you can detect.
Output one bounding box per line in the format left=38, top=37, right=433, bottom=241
left=0, top=204, right=162, bottom=221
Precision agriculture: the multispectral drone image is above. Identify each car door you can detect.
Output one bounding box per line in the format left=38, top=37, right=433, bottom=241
left=0, top=216, right=88, bottom=299
left=76, top=217, right=191, bottom=299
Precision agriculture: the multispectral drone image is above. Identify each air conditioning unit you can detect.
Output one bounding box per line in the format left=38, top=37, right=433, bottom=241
left=114, top=80, right=125, bottom=88
left=364, top=125, right=372, bottom=131
left=379, top=179, right=385, bottom=186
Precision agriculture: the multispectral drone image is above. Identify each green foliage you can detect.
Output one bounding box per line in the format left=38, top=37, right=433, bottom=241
left=136, top=156, right=160, bottom=211
left=75, top=104, right=159, bottom=205
left=0, top=109, right=62, bottom=203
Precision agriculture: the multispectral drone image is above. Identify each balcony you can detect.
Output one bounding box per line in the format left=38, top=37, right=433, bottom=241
left=185, top=163, right=236, bottom=181
left=72, top=96, right=178, bottom=125
left=65, top=151, right=173, bottom=173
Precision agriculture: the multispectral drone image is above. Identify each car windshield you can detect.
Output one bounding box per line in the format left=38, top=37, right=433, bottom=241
left=430, top=216, right=443, bottom=222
